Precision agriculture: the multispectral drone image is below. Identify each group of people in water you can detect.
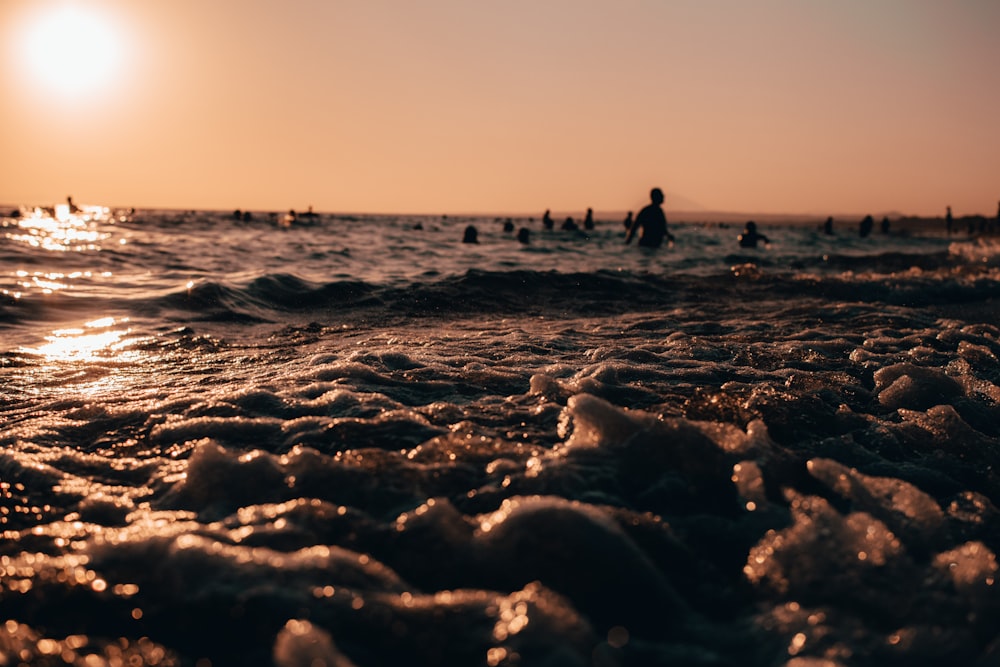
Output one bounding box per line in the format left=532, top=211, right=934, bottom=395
left=466, top=188, right=1000, bottom=249
left=229, top=189, right=1000, bottom=249
left=944, top=204, right=1000, bottom=236
left=464, top=187, right=761, bottom=249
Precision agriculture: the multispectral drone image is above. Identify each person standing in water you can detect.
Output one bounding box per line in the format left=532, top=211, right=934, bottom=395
left=542, top=209, right=554, bottom=230
left=859, top=215, right=874, bottom=238
left=738, top=221, right=770, bottom=248
left=625, top=187, right=673, bottom=248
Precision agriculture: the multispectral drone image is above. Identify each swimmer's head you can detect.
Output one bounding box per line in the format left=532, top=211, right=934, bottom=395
left=650, top=188, right=664, bottom=204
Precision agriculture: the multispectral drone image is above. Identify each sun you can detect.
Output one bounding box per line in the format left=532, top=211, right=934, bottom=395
left=16, top=4, right=123, bottom=97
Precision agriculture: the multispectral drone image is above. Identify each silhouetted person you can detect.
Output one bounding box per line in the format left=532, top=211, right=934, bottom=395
left=233, top=209, right=243, bottom=220
left=823, top=216, right=834, bottom=235
left=738, top=221, right=770, bottom=248
left=625, top=187, right=673, bottom=248
left=623, top=211, right=633, bottom=230
left=462, top=225, right=479, bottom=243
left=561, top=216, right=578, bottom=231
left=859, top=215, right=874, bottom=238
left=583, top=208, right=594, bottom=230
left=502, top=219, right=514, bottom=233
left=67, top=196, right=80, bottom=213
left=946, top=206, right=953, bottom=235
left=517, top=227, right=530, bottom=244
left=542, top=209, right=554, bottom=230
left=300, top=205, right=318, bottom=222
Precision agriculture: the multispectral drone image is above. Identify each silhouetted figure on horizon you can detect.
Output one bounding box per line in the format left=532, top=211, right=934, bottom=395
left=859, top=215, right=874, bottom=238
left=823, top=216, right=834, bottom=235
left=561, top=216, right=578, bottom=231
left=623, top=211, right=633, bottom=230
left=946, top=206, right=953, bottom=235
left=738, top=221, right=770, bottom=248
left=462, top=225, right=479, bottom=243
left=881, top=217, right=890, bottom=234
left=517, top=227, right=530, bottom=244
left=67, top=196, right=80, bottom=213
left=625, top=187, right=673, bottom=248
left=583, top=208, right=594, bottom=230
left=299, top=205, right=318, bottom=223
left=503, top=219, right=514, bottom=233
left=542, top=209, right=554, bottom=230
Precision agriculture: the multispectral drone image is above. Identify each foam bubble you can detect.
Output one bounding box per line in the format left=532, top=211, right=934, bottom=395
left=274, top=619, right=356, bottom=667
left=874, top=363, right=964, bottom=411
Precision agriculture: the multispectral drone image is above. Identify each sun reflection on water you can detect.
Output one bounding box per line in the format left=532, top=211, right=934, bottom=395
left=8, top=206, right=113, bottom=252
left=23, top=317, right=142, bottom=363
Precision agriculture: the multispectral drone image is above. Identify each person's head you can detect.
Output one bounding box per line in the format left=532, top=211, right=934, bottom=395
left=650, top=188, right=664, bottom=205
left=745, top=221, right=757, bottom=232
left=462, top=225, right=478, bottom=243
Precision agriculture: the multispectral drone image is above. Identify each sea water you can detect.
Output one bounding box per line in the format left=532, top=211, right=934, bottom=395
left=1, top=206, right=999, bottom=666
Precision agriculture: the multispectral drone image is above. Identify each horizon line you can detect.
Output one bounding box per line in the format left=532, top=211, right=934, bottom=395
left=1, top=201, right=980, bottom=222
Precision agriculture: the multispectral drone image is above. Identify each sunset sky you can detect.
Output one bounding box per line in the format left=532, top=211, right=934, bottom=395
left=2, top=0, right=998, bottom=217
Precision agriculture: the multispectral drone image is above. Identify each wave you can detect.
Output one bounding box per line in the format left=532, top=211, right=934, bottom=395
left=147, top=264, right=1000, bottom=325
left=4, top=256, right=999, bottom=331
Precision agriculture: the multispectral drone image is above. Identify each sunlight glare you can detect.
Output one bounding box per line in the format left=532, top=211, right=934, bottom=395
left=12, top=208, right=110, bottom=252
left=18, top=4, right=122, bottom=97
left=25, top=317, right=135, bottom=363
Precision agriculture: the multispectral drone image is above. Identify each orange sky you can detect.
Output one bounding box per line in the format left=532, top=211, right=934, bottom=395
left=2, top=0, right=998, bottom=217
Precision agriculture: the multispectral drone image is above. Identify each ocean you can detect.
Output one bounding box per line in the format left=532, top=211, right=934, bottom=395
left=2, top=204, right=999, bottom=666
